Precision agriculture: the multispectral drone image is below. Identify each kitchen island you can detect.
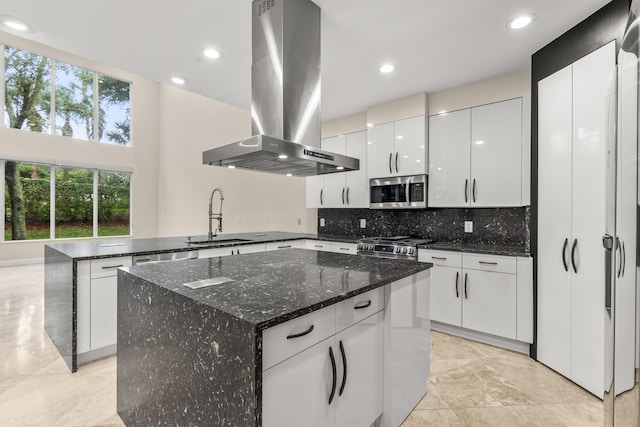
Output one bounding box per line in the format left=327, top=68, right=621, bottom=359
left=116, top=249, right=431, bottom=427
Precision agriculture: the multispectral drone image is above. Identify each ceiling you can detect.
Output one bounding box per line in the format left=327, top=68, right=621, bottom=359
left=0, top=0, right=612, bottom=121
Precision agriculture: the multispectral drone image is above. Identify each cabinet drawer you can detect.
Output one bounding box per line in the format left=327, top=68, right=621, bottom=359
left=331, top=241, right=357, bottom=254
left=336, top=287, right=384, bottom=332
left=304, top=240, right=331, bottom=251
left=463, top=253, right=516, bottom=274
left=90, top=256, right=132, bottom=278
left=265, top=240, right=304, bottom=251
left=262, top=304, right=336, bottom=371
left=418, top=250, right=462, bottom=268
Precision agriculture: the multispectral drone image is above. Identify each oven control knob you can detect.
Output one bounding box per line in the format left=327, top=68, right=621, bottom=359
left=408, top=248, right=415, bottom=255
left=402, top=247, right=408, bottom=254
left=395, top=247, right=401, bottom=253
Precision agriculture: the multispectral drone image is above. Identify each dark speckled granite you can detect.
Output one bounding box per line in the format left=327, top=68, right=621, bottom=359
left=318, top=207, right=530, bottom=254
left=116, top=249, right=430, bottom=426
left=420, top=241, right=529, bottom=257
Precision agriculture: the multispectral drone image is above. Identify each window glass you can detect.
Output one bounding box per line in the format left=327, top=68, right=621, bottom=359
left=54, top=166, right=93, bottom=238
left=98, top=75, right=130, bottom=145
left=4, top=161, right=50, bottom=240
left=98, top=171, right=130, bottom=236
left=4, top=46, right=51, bottom=133
left=55, top=62, right=94, bottom=140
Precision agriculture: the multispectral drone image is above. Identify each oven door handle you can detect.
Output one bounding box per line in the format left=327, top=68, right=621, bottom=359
left=405, top=182, right=410, bottom=206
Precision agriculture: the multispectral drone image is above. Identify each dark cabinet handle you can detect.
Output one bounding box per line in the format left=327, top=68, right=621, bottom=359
left=328, top=346, right=337, bottom=405
left=464, top=179, right=468, bottom=203
left=622, top=241, right=626, bottom=277
left=616, top=239, right=622, bottom=278
left=478, top=261, right=498, bottom=265
left=136, top=258, right=151, bottom=263
left=320, top=189, right=323, bottom=206
left=346, top=187, right=350, bottom=205
left=464, top=273, right=468, bottom=299
left=472, top=179, right=477, bottom=203
left=432, top=256, right=447, bottom=261
left=278, top=245, right=292, bottom=249
left=455, top=271, right=459, bottom=298
left=389, top=153, right=393, bottom=174
left=571, top=239, right=578, bottom=274
left=286, top=324, right=314, bottom=340
left=102, top=264, right=123, bottom=269
left=562, top=238, right=569, bottom=272
left=395, top=152, right=399, bottom=173
left=354, top=300, right=371, bottom=310
left=338, top=340, right=347, bottom=396
left=342, top=187, right=345, bottom=205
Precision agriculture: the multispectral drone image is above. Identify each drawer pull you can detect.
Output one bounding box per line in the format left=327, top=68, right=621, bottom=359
left=432, top=256, right=447, bottom=261
left=286, top=324, right=314, bottom=339
left=329, top=346, right=337, bottom=405
left=278, top=245, right=292, bottom=249
left=354, top=300, right=372, bottom=310
left=314, top=245, right=324, bottom=248
left=478, top=261, right=498, bottom=265
left=338, top=247, right=350, bottom=251
left=101, top=264, right=123, bottom=269
left=339, top=340, right=347, bottom=396
left=464, top=273, right=468, bottom=299
left=136, top=258, right=151, bottom=263
left=455, top=272, right=459, bottom=298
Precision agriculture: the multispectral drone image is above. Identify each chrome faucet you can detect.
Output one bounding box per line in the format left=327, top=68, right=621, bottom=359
left=208, top=187, right=224, bottom=240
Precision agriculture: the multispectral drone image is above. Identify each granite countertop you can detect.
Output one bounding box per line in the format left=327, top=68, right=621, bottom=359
left=45, top=231, right=361, bottom=260
left=419, top=241, right=529, bottom=257
left=120, top=248, right=431, bottom=329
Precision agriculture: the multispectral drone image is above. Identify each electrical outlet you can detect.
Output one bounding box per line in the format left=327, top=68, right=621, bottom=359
left=320, top=218, right=325, bottom=227
left=359, top=219, right=366, bottom=228
left=297, top=218, right=302, bottom=226
left=464, top=221, right=473, bottom=233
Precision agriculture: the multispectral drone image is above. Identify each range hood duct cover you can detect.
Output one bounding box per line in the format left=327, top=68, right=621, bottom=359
left=202, top=0, right=360, bottom=177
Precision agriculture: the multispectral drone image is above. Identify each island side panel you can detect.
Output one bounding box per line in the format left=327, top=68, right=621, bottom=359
left=116, top=270, right=258, bottom=426
left=44, top=245, right=76, bottom=372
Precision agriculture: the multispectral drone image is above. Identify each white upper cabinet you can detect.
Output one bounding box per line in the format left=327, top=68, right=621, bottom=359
left=471, top=98, right=522, bottom=207
left=306, top=131, right=368, bottom=208
left=428, top=98, right=524, bottom=208
left=428, top=109, right=471, bottom=207
left=367, top=116, right=426, bottom=179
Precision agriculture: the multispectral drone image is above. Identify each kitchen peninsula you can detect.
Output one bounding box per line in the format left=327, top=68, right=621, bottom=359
left=116, top=249, right=431, bottom=427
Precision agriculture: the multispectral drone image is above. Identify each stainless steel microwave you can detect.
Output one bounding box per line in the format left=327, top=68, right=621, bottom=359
left=369, top=174, right=427, bottom=209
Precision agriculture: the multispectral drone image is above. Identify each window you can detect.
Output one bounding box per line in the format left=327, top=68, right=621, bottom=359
left=2, top=45, right=131, bottom=146
left=4, top=46, right=51, bottom=133
left=98, top=171, right=130, bottom=236
left=4, top=161, right=51, bottom=240
left=2, top=159, right=131, bottom=241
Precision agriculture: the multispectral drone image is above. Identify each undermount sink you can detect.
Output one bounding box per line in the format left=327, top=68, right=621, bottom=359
left=186, top=238, right=252, bottom=245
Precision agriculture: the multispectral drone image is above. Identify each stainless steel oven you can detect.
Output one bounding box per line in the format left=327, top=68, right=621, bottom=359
left=369, top=174, right=427, bottom=209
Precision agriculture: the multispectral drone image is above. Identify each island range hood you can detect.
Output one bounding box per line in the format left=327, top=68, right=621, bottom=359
left=202, top=0, right=360, bottom=177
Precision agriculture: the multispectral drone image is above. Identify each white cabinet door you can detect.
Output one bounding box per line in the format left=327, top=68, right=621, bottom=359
left=570, top=41, right=613, bottom=397
left=537, top=64, right=573, bottom=378
left=199, top=246, right=237, bottom=258
left=428, top=109, right=471, bottom=207
left=234, top=243, right=266, bottom=255
left=367, top=122, right=395, bottom=179
left=323, top=136, right=348, bottom=208
left=394, top=116, right=426, bottom=176
left=306, top=175, right=325, bottom=208
left=470, top=98, right=522, bottom=207
left=461, top=270, right=517, bottom=340
left=305, top=240, right=331, bottom=251
left=90, top=275, right=118, bottom=350
left=334, top=312, right=384, bottom=427
left=330, top=242, right=357, bottom=255
left=429, top=265, right=462, bottom=326
left=344, top=131, right=368, bottom=208
left=262, top=337, right=336, bottom=427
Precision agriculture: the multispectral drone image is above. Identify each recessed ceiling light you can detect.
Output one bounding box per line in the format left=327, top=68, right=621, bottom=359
left=366, top=122, right=374, bottom=128
left=227, top=165, right=236, bottom=169
left=278, top=154, right=288, bottom=159
left=203, top=48, right=222, bottom=59
left=286, top=173, right=293, bottom=177
left=507, top=13, right=536, bottom=30
left=171, top=76, right=188, bottom=85
left=0, top=15, right=31, bottom=32
left=379, top=63, right=395, bottom=74
left=336, top=166, right=344, bottom=170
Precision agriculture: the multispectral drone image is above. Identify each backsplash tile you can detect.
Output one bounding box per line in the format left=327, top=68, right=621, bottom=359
left=317, top=207, right=529, bottom=247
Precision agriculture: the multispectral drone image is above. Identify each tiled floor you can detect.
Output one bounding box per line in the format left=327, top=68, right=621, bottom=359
left=0, top=263, right=612, bottom=426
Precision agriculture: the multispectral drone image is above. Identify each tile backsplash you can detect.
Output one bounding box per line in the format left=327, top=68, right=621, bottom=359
left=318, top=207, right=530, bottom=250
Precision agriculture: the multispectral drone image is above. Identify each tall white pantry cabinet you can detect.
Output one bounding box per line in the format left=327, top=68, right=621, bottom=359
left=537, top=41, right=615, bottom=397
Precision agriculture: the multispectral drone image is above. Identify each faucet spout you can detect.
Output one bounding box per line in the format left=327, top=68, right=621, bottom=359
left=208, top=187, right=224, bottom=240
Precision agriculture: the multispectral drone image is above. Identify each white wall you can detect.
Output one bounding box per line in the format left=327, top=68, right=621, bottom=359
left=0, top=31, right=160, bottom=262
left=156, top=85, right=315, bottom=237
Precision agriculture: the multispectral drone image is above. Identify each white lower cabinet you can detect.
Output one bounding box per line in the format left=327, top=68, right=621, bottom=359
left=262, top=310, right=383, bottom=427
left=419, top=250, right=530, bottom=343
left=90, top=276, right=118, bottom=350
left=198, top=242, right=266, bottom=258
left=304, top=240, right=358, bottom=255
left=265, top=240, right=305, bottom=251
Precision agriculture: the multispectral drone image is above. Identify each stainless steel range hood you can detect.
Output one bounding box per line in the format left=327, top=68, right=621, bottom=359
left=202, top=0, right=360, bottom=177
